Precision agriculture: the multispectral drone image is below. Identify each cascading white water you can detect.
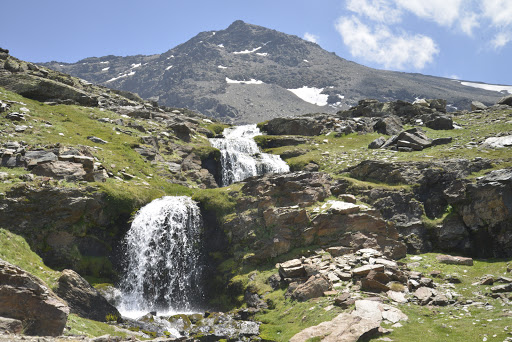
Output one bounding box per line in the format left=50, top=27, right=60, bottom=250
left=118, top=196, right=204, bottom=318
left=209, top=124, right=290, bottom=186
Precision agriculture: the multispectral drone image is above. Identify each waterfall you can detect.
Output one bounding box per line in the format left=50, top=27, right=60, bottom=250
left=209, top=124, right=290, bottom=186
left=118, top=196, right=204, bottom=318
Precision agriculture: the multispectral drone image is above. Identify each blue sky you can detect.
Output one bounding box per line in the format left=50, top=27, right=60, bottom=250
left=2, top=0, right=511, bottom=85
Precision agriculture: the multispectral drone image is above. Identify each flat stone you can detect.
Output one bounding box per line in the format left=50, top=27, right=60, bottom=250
left=387, top=291, right=407, bottom=303
left=328, top=200, right=360, bottom=214
left=491, top=283, right=512, bottom=293
left=436, top=255, right=473, bottom=266
left=326, top=246, right=353, bottom=257
left=371, top=258, right=398, bottom=268
left=414, top=287, right=435, bottom=305
left=352, top=264, right=385, bottom=276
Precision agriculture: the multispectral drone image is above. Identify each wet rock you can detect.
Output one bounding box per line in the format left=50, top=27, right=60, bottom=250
left=0, top=259, right=69, bottom=336
left=436, top=254, right=473, bottom=266
left=54, top=269, right=120, bottom=322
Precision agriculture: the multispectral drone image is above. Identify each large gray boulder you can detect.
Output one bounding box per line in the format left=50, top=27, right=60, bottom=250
left=291, top=274, right=331, bottom=301
left=54, top=269, right=120, bottom=322
left=498, top=95, right=512, bottom=106
left=264, top=117, right=323, bottom=136
left=0, top=259, right=69, bottom=336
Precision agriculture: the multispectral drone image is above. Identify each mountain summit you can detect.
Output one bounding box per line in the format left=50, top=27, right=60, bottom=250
left=43, top=20, right=504, bottom=123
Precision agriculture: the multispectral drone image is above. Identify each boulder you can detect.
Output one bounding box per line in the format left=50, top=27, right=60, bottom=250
left=291, top=275, right=331, bottom=301
left=471, top=101, right=487, bottom=111
left=436, top=255, right=473, bottom=266
left=481, top=136, right=512, bottom=148
left=0, top=259, right=69, bottom=336
left=414, top=287, right=435, bottom=305
left=264, top=118, right=323, bottom=136
left=32, top=161, right=86, bottom=181
left=368, top=136, right=386, bottom=149
left=424, top=115, right=453, bottom=130
left=54, top=269, right=120, bottom=322
left=87, top=136, right=108, bottom=144
left=279, top=259, right=306, bottom=279
left=290, top=312, right=380, bottom=342
left=352, top=264, right=385, bottom=277
left=170, top=123, right=192, bottom=141
left=373, top=115, right=403, bottom=135
left=498, top=95, right=512, bottom=106
left=491, top=283, right=512, bottom=293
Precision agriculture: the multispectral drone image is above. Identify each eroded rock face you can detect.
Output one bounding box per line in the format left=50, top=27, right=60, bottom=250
left=224, top=171, right=406, bottom=261
left=54, top=269, right=120, bottom=322
left=0, top=259, right=69, bottom=336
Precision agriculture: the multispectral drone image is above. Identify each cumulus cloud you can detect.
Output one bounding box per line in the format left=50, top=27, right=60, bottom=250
left=394, top=0, right=463, bottom=27
left=303, top=32, right=319, bottom=43
left=335, top=16, right=439, bottom=70
left=482, top=0, right=512, bottom=27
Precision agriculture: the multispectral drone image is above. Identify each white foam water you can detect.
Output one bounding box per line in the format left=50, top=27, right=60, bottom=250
left=118, top=196, right=204, bottom=319
left=209, top=124, right=290, bottom=186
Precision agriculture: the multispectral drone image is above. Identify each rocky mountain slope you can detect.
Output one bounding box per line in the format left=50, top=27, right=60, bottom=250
left=41, top=20, right=505, bottom=124
left=2, top=49, right=512, bottom=341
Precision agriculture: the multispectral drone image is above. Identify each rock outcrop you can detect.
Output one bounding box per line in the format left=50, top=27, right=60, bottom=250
left=223, top=172, right=406, bottom=261
left=0, top=259, right=69, bottom=336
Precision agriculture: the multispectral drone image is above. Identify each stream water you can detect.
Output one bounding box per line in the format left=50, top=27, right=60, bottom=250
left=209, top=124, right=289, bottom=186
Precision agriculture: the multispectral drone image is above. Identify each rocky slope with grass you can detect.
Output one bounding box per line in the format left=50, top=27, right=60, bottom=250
left=40, top=20, right=504, bottom=124
left=1, top=48, right=512, bottom=341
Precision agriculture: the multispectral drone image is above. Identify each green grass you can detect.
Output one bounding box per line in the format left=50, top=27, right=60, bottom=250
left=0, top=228, right=61, bottom=288
left=65, top=314, right=132, bottom=338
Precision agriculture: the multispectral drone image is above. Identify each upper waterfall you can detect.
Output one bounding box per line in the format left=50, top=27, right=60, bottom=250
left=209, top=124, right=289, bottom=186
left=118, top=196, right=204, bottom=318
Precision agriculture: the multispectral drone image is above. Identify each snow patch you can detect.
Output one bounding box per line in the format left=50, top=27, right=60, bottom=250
left=303, top=59, right=309, bottom=63
left=166, top=55, right=175, bottom=59
left=218, top=44, right=224, bottom=48
left=226, top=77, right=264, bottom=85
left=100, top=61, right=109, bottom=64
left=165, top=65, right=173, bottom=70
left=256, top=52, right=269, bottom=57
left=106, top=71, right=136, bottom=83
left=218, top=65, right=228, bottom=69
left=233, top=46, right=262, bottom=54
left=460, top=81, right=512, bottom=94
left=101, top=67, right=110, bottom=71
left=131, top=63, right=141, bottom=68
left=288, top=86, right=328, bottom=106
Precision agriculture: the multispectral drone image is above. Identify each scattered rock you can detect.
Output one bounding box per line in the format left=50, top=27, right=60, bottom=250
left=471, top=101, right=487, bottom=111
left=414, top=287, right=435, bottom=305
left=0, top=316, right=23, bottom=334
left=368, top=136, right=387, bottom=149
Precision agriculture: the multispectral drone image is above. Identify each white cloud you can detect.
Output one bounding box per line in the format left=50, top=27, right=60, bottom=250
left=394, top=0, right=463, bottom=27
left=335, top=16, right=439, bottom=70
left=491, top=31, right=512, bottom=49
left=482, top=0, right=512, bottom=27
left=459, top=12, right=480, bottom=36
left=303, top=32, right=319, bottom=43
left=346, top=0, right=402, bottom=23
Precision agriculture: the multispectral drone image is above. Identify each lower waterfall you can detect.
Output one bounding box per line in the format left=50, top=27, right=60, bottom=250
left=118, top=196, right=204, bottom=318
left=209, top=124, right=290, bottom=186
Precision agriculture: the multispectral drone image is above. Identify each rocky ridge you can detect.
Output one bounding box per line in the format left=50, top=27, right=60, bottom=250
left=40, top=20, right=504, bottom=123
